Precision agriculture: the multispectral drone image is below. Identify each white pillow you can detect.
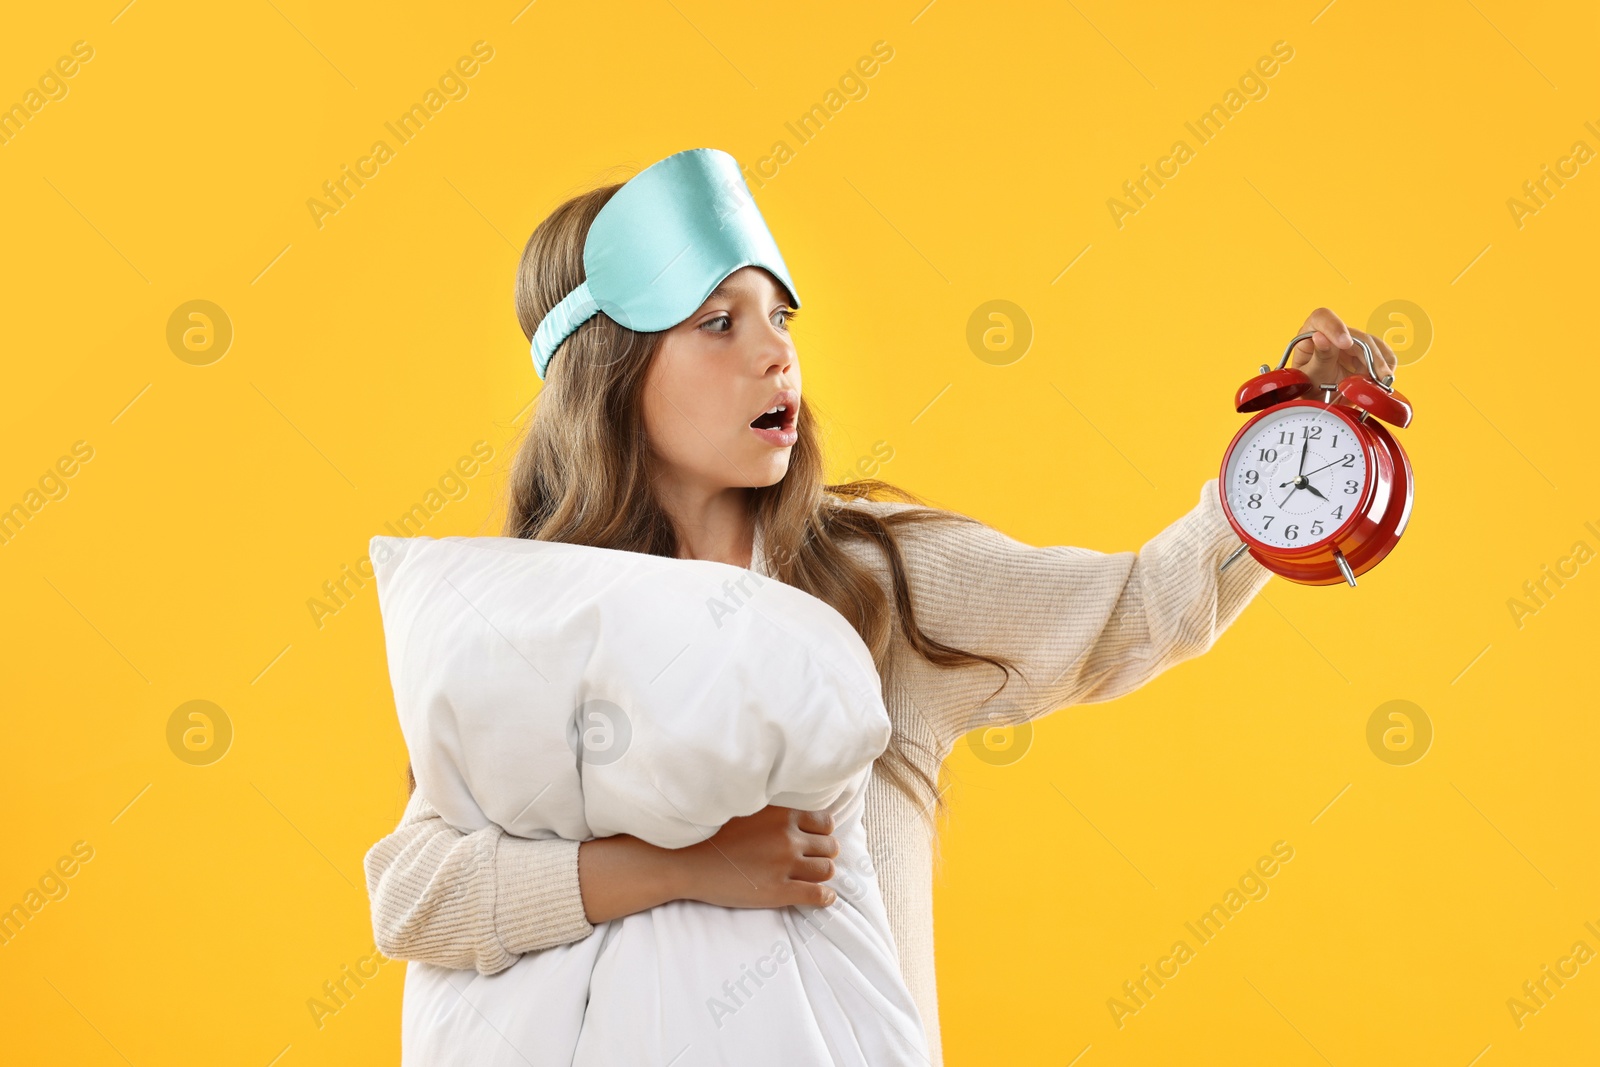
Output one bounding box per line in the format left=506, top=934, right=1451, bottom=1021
left=369, top=534, right=892, bottom=849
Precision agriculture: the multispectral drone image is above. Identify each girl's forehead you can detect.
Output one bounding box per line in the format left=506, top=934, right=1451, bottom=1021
left=705, top=266, right=790, bottom=303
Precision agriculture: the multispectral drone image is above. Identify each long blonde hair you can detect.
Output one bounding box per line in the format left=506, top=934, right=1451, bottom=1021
left=406, top=180, right=1019, bottom=831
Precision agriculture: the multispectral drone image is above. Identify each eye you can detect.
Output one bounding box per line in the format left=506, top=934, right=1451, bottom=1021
left=700, top=313, right=732, bottom=333
left=771, top=306, right=798, bottom=330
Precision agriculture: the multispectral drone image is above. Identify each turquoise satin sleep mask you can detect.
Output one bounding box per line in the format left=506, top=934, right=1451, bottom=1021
left=529, top=147, right=802, bottom=380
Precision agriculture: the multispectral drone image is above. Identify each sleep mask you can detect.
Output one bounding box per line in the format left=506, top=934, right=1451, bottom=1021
left=529, top=147, right=802, bottom=380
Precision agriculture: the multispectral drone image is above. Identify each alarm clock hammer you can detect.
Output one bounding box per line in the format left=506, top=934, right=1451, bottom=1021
left=1217, top=331, right=1415, bottom=588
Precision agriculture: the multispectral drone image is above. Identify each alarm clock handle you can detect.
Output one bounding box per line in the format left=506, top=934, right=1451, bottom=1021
left=1274, top=331, right=1395, bottom=392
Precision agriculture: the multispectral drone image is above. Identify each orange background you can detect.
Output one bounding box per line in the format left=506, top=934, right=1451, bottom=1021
left=2, top=1, right=1597, bottom=1064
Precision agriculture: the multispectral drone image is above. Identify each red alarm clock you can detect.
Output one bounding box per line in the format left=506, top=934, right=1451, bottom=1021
left=1217, top=331, right=1414, bottom=586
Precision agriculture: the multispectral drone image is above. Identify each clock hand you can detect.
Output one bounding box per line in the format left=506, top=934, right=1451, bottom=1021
left=1297, top=435, right=1309, bottom=477
left=1275, top=470, right=1330, bottom=500
left=1300, top=455, right=1351, bottom=479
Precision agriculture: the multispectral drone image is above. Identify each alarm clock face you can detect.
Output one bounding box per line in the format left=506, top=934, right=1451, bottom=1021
left=1224, top=404, right=1369, bottom=550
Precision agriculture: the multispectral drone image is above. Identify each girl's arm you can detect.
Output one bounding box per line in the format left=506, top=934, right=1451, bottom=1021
left=364, top=789, right=840, bottom=975
left=867, top=476, right=1274, bottom=754
left=363, top=789, right=598, bottom=974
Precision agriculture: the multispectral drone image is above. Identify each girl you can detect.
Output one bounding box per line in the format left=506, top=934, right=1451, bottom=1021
left=363, top=148, right=1396, bottom=1065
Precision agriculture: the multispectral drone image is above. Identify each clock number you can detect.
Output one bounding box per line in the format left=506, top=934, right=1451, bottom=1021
left=1262, top=515, right=1274, bottom=528
left=1302, top=425, right=1322, bottom=440
left=1277, top=430, right=1295, bottom=444
left=1340, top=454, right=1355, bottom=467
left=1247, top=493, right=1262, bottom=509
left=1332, top=506, right=1344, bottom=519
left=1311, top=519, right=1324, bottom=537
left=1284, top=524, right=1299, bottom=541
left=1258, top=447, right=1278, bottom=462
left=1244, top=470, right=1259, bottom=485
left=1344, top=479, right=1359, bottom=494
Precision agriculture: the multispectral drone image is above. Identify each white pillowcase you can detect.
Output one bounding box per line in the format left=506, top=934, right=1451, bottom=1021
left=369, top=533, right=931, bottom=1066
left=370, top=533, right=891, bottom=849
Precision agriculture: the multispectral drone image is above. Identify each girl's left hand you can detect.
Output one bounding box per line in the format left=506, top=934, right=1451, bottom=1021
left=1288, top=307, right=1399, bottom=390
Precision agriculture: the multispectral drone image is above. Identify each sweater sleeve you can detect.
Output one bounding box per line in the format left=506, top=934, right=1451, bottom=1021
left=880, top=477, right=1273, bottom=754
left=362, top=788, right=595, bottom=974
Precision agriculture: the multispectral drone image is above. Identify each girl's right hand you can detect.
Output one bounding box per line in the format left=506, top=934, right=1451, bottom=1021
left=678, top=805, right=841, bottom=909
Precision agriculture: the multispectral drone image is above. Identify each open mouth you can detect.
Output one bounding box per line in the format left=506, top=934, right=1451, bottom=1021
left=750, top=407, right=790, bottom=430
left=748, top=389, right=799, bottom=444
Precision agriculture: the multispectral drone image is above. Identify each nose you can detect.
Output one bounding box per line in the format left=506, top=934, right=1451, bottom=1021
left=757, top=323, right=795, bottom=378
left=763, top=349, right=793, bottom=378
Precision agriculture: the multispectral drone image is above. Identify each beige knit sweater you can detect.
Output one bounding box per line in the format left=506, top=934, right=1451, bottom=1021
left=363, top=476, right=1273, bottom=1066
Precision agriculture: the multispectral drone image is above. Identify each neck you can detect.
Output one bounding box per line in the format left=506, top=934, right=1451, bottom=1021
left=655, top=478, right=755, bottom=569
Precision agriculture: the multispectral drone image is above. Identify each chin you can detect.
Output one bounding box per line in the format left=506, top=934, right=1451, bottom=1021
left=748, top=454, right=792, bottom=488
